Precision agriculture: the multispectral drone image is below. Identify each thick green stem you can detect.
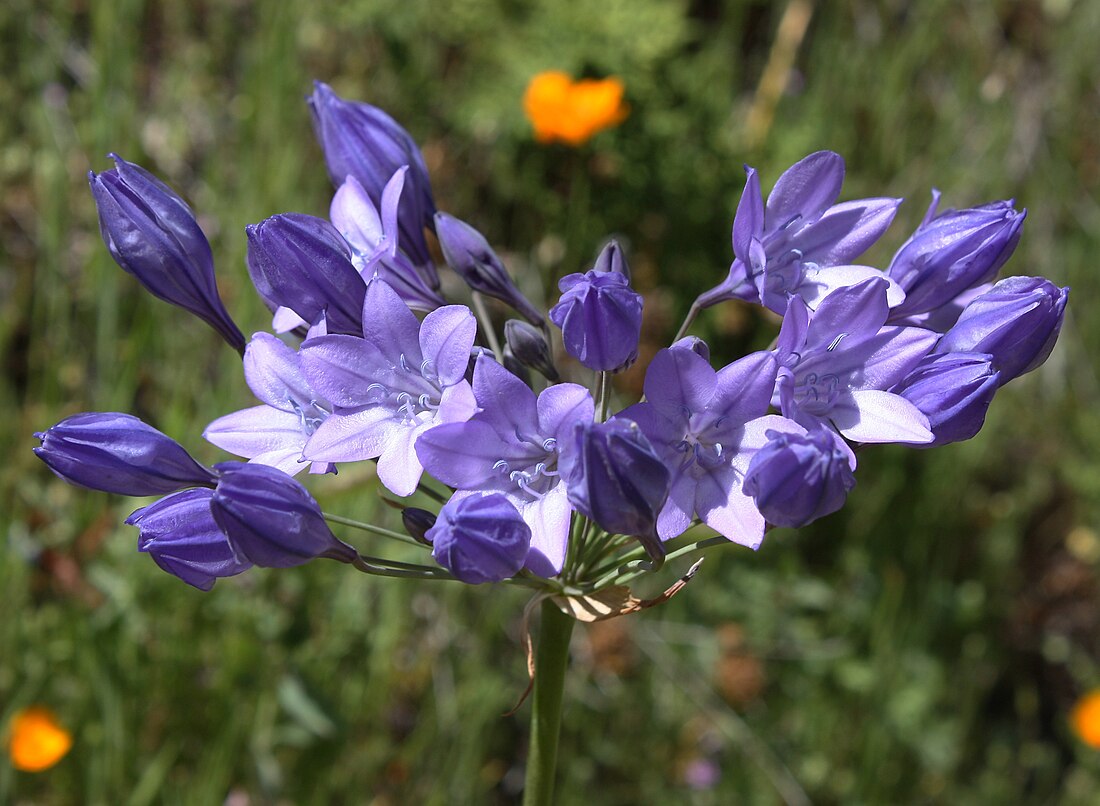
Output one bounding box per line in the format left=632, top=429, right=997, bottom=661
left=523, top=601, right=574, bottom=806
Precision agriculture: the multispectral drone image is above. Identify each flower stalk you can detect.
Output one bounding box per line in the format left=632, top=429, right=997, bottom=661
left=524, top=600, right=575, bottom=806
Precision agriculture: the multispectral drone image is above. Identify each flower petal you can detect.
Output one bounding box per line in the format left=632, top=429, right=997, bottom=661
left=521, top=483, right=571, bottom=576
left=830, top=389, right=934, bottom=444
left=303, top=406, right=402, bottom=462
left=419, top=304, right=477, bottom=386
left=766, top=151, right=845, bottom=227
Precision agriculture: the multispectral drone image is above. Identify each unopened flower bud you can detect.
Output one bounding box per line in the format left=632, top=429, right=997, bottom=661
left=504, top=319, right=559, bottom=381
left=894, top=352, right=1000, bottom=447
left=592, top=239, right=631, bottom=282
left=428, top=493, right=531, bottom=584
left=402, top=507, right=437, bottom=545
left=550, top=269, right=644, bottom=372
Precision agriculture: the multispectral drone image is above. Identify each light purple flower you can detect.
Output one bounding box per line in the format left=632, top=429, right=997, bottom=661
left=299, top=278, right=478, bottom=496
left=428, top=493, right=532, bottom=584
left=415, top=354, right=594, bottom=577
left=204, top=332, right=334, bottom=476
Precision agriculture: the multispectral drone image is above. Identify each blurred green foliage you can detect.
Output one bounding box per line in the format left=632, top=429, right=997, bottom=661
left=3, top=0, right=1099, bottom=802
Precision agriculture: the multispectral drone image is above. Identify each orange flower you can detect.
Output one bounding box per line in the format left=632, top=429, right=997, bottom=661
left=523, top=71, right=628, bottom=146
left=1071, top=689, right=1100, bottom=748
left=7, top=707, right=72, bottom=772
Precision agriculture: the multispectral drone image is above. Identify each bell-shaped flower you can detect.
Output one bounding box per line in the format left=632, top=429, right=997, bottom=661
left=893, top=352, right=1000, bottom=447
left=550, top=269, right=643, bottom=373
left=434, top=213, right=545, bottom=327
left=299, top=278, right=478, bottom=496
left=246, top=213, right=365, bottom=335
left=558, top=418, right=670, bottom=548
left=34, top=412, right=216, bottom=496
left=308, top=81, right=438, bottom=280
left=415, top=354, right=594, bottom=576
left=775, top=277, right=937, bottom=445
left=934, top=276, right=1069, bottom=385
left=620, top=344, right=801, bottom=547
left=695, top=152, right=902, bottom=313
left=211, top=462, right=356, bottom=567
left=330, top=170, right=445, bottom=311
left=504, top=319, right=559, bottom=381
left=742, top=427, right=856, bottom=528
left=592, top=238, right=631, bottom=281
left=89, top=154, right=246, bottom=352
left=127, top=488, right=251, bottom=590
left=428, top=493, right=532, bottom=584
left=204, top=333, right=334, bottom=475
left=887, top=193, right=1025, bottom=320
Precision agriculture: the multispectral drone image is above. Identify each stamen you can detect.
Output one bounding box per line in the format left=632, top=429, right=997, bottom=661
left=827, top=333, right=847, bottom=352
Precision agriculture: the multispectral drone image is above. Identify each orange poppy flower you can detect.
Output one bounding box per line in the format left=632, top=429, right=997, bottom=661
left=1072, top=689, right=1100, bottom=748
left=7, top=707, right=72, bottom=772
left=523, top=71, right=628, bottom=146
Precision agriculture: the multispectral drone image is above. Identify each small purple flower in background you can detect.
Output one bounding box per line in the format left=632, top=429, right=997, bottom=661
left=893, top=352, right=1000, bottom=447
left=89, top=154, right=246, bottom=353
left=550, top=268, right=644, bottom=373
left=308, top=81, right=438, bottom=280
left=203, top=332, right=334, bottom=476
left=743, top=427, right=856, bottom=528
left=128, top=488, right=252, bottom=590
left=416, top=354, right=594, bottom=576
left=299, top=279, right=478, bottom=496
left=428, top=493, right=532, bottom=584
left=775, top=277, right=936, bottom=445
left=211, top=462, right=357, bottom=568
left=934, top=276, right=1069, bottom=385
left=34, top=412, right=216, bottom=496
left=504, top=319, right=560, bottom=381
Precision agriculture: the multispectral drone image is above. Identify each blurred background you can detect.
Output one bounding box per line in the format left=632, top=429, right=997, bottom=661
left=3, top=0, right=1099, bottom=802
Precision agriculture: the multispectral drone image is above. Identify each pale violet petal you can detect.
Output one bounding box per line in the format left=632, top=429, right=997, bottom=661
left=376, top=421, right=427, bottom=497
left=204, top=405, right=304, bottom=459
left=303, top=406, right=402, bottom=462
left=831, top=389, right=934, bottom=444
left=272, top=306, right=307, bottom=333
left=419, top=305, right=477, bottom=386
left=521, top=483, right=571, bottom=577
left=695, top=465, right=766, bottom=549
left=244, top=332, right=314, bottom=411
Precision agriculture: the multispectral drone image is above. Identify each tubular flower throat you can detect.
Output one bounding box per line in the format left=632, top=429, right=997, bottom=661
left=523, top=71, right=628, bottom=146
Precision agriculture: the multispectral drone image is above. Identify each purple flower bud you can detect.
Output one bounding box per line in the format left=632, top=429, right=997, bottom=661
left=434, top=213, right=545, bottom=327
left=504, top=319, right=559, bottom=381
left=246, top=213, right=365, bottom=335
left=592, top=239, right=631, bottom=282
left=427, top=493, right=532, bottom=584
left=935, top=276, right=1069, bottom=385
left=88, top=154, right=246, bottom=353
left=743, top=428, right=856, bottom=528
left=307, top=81, right=437, bottom=275
left=894, top=352, right=1000, bottom=447
left=211, top=463, right=357, bottom=567
left=888, top=194, right=1025, bottom=318
left=402, top=508, right=437, bottom=546
left=558, top=418, right=671, bottom=547
left=34, top=412, right=216, bottom=496
left=127, top=488, right=251, bottom=590
left=549, top=269, right=644, bottom=373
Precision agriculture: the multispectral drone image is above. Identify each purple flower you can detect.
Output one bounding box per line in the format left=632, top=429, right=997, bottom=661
left=775, top=278, right=936, bottom=444
left=308, top=81, right=438, bottom=280
left=204, top=333, right=334, bottom=476
left=246, top=213, right=365, bottom=335
left=550, top=269, right=643, bottom=373
left=428, top=493, right=532, bottom=584
left=934, top=276, right=1069, bottom=385
left=330, top=170, right=445, bottom=311
left=887, top=193, right=1025, bottom=320
left=299, top=279, right=478, bottom=496
left=128, top=488, right=251, bottom=590
left=695, top=152, right=903, bottom=313
left=211, top=462, right=356, bottom=567
left=415, top=354, right=595, bottom=576
left=742, top=427, right=856, bottom=528
left=434, top=212, right=545, bottom=327
left=504, top=319, right=559, bottom=381
left=620, top=342, right=799, bottom=547
left=592, top=239, right=631, bottom=281
left=893, top=352, right=1000, bottom=447
left=89, top=154, right=246, bottom=353
left=558, top=418, right=671, bottom=545
left=34, top=412, right=216, bottom=496
left=401, top=508, right=437, bottom=545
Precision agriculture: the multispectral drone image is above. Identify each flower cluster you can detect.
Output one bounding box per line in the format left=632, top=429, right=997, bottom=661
left=37, top=83, right=1067, bottom=596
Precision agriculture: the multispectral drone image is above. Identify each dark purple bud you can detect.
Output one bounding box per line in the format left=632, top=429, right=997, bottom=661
left=34, top=412, right=216, bottom=496
left=128, top=488, right=251, bottom=590
left=88, top=154, right=246, bottom=353
left=743, top=428, right=856, bottom=528
left=888, top=195, right=1026, bottom=318
left=246, top=213, right=365, bottom=335
left=558, top=418, right=671, bottom=546
left=592, top=239, right=631, bottom=282
left=502, top=346, right=532, bottom=386
left=402, top=507, right=437, bottom=545
left=670, top=335, right=710, bottom=363
left=307, top=81, right=437, bottom=276
left=504, top=319, right=559, bottom=381
left=935, top=276, right=1069, bottom=385
left=894, top=352, right=1000, bottom=447
left=427, top=493, right=531, bottom=584
left=549, top=269, right=644, bottom=373
left=211, top=462, right=357, bottom=567
left=434, top=213, right=546, bottom=327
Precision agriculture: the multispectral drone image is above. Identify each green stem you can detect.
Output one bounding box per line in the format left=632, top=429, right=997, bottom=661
left=523, top=600, right=574, bottom=806
left=672, top=301, right=701, bottom=344
left=322, top=512, right=425, bottom=548
left=471, top=291, right=503, bottom=362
